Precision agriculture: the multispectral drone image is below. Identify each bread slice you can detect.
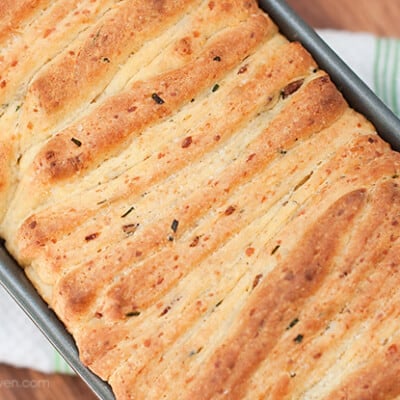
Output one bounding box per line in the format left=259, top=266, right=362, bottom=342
left=1, top=1, right=400, bottom=399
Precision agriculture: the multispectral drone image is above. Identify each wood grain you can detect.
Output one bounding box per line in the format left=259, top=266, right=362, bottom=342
left=0, top=364, right=96, bottom=400
left=286, top=0, right=400, bottom=37
left=1, top=1, right=399, bottom=399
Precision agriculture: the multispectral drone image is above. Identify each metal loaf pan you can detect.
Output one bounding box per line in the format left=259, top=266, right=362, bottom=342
left=1, top=1, right=399, bottom=400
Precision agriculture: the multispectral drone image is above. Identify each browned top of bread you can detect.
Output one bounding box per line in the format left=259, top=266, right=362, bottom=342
left=1, top=1, right=400, bottom=399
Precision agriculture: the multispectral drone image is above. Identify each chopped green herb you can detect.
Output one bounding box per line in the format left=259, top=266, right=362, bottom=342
left=121, top=206, right=134, bottom=218
left=215, top=300, right=223, bottom=308
left=190, top=98, right=195, bottom=103
left=93, top=28, right=102, bottom=43
left=294, top=334, right=304, bottom=343
left=0, top=103, right=8, bottom=116
left=16, top=104, right=21, bottom=112
left=212, top=83, right=220, bottom=92
left=271, top=245, right=280, bottom=255
left=152, top=93, right=165, bottom=104
left=286, top=317, right=299, bottom=330
left=213, top=56, right=221, bottom=62
left=189, top=347, right=203, bottom=357
left=171, top=219, right=179, bottom=233
left=102, top=57, right=110, bottom=63
left=168, top=235, right=174, bottom=242
left=279, top=149, right=287, bottom=155
left=125, top=311, right=141, bottom=317
left=71, top=137, right=82, bottom=147
left=294, top=171, right=314, bottom=191
left=393, top=174, right=399, bottom=179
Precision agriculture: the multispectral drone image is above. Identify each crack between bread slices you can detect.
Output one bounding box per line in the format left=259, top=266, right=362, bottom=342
left=97, top=132, right=400, bottom=390
left=8, top=30, right=286, bottom=231
left=299, top=256, right=400, bottom=400
left=107, top=136, right=400, bottom=396
left=11, top=69, right=332, bottom=288
left=0, top=0, right=118, bottom=109
left=19, top=0, right=206, bottom=136
left=1, top=9, right=276, bottom=234
left=1, top=3, right=400, bottom=400
left=100, top=0, right=261, bottom=102
left=244, top=181, right=400, bottom=398
left=0, top=0, right=210, bottom=220
left=56, top=103, right=368, bottom=380
left=0, top=0, right=55, bottom=48
left=111, top=189, right=368, bottom=400
left=1, top=20, right=282, bottom=247
left=101, top=175, right=336, bottom=387
left=0, top=0, right=123, bottom=222
left=15, top=0, right=216, bottom=147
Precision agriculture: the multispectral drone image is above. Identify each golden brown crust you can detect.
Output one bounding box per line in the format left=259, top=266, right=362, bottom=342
left=0, top=146, right=8, bottom=191
left=324, top=341, right=400, bottom=400
left=53, top=72, right=346, bottom=324
left=27, top=0, right=203, bottom=116
left=0, top=0, right=125, bottom=220
left=1, top=1, right=400, bottom=399
left=0, top=0, right=50, bottom=45
left=246, top=198, right=400, bottom=399
left=0, top=0, right=107, bottom=107
left=185, top=188, right=368, bottom=400
left=15, top=40, right=313, bottom=279
left=31, top=13, right=272, bottom=183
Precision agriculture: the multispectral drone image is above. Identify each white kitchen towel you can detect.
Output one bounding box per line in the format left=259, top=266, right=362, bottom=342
left=0, top=29, right=399, bottom=374
left=0, top=286, right=73, bottom=374
left=320, top=30, right=400, bottom=115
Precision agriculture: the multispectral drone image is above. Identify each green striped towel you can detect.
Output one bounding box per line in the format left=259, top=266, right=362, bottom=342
left=374, top=36, right=400, bottom=115
left=319, top=30, right=400, bottom=117
left=0, top=30, right=399, bottom=375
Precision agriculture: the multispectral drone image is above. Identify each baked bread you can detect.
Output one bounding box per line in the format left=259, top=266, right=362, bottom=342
left=1, top=1, right=400, bottom=399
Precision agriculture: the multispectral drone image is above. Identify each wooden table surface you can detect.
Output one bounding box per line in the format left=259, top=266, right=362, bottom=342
left=1, top=1, right=399, bottom=399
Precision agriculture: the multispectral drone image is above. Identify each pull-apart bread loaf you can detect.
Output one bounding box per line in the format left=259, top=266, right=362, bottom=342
left=1, top=1, right=400, bottom=399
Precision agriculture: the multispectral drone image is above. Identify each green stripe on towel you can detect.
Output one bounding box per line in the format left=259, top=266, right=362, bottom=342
left=54, top=350, right=74, bottom=374
left=374, top=37, right=400, bottom=117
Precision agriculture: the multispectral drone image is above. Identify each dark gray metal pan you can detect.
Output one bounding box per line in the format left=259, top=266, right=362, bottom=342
left=1, top=1, right=399, bottom=400
left=0, top=245, right=114, bottom=399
